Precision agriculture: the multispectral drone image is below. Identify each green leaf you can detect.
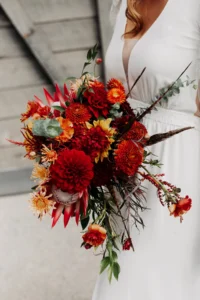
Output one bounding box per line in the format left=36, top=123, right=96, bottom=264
left=108, top=267, right=113, bottom=284
left=32, top=119, right=63, bottom=138
left=112, top=250, right=118, bottom=262
left=83, top=62, right=91, bottom=70
left=52, top=106, right=65, bottom=112
left=100, top=257, right=110, bottom=274
left=80, top=215, right=90, bottom=230
left=87, top=48, right=93, bottom=61
left=112, top=262, right=120, bottom=281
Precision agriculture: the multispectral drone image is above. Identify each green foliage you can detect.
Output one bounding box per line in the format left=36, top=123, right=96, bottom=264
left=80, top=215, right=90, bottom=230
left=100, top=257, right=110, bottom=274
left=155, top=76, right=196, bottom=106
left=32, top=118, right=63, bottom=138
left=52, top=106, right=65, bottom=112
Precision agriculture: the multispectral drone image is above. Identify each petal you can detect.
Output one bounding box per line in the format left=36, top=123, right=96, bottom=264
left=64, top=205, right=73, bottom=228
left=34, top=96, right=45, bottom=107
left=82, top=189, right=89, bottom=216
left=43, top=88, right=54, bottom=105
left=52, top=203, right=64, bottom=228
left=75, top=200, right=81, bottom=225
left=55, top=84, right=67, bottom=108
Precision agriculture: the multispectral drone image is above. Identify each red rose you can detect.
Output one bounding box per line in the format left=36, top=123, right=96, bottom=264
left=50, top=149, right=94, bottom=193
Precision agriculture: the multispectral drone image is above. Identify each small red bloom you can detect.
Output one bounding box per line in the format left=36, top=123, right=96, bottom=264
left=20, top=101, right=40, bottom=122
left=115, top=140, right=144, bottom=176
left=123, top=238, right=132, bottom=250
left=50, top=149, right=94, bottom=193
left=84, top=84, right=110, bottom=118
left=82, top=224, right=107, bottom=247
left=37, top=105, right=51, bottom=118
left=169, top=196, right=192, bottom=218
left=96, top=58, right=103, bottom=65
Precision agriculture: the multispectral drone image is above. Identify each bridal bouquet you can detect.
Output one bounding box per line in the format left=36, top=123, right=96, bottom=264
left=9, top=45, right=192, bottom=282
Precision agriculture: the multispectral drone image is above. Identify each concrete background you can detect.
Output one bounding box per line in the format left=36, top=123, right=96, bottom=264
left=0, top=193, right=101, bottom=300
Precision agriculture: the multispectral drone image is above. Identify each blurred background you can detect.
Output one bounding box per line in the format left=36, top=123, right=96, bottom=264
left=0, top=0, right=112, bottom=299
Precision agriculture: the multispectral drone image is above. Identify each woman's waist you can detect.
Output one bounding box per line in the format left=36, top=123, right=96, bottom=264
left=128, top=98, right=200, bottom=131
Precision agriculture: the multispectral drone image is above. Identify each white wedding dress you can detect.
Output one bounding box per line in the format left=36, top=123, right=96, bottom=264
left=92, top=0, right=200, bottom=299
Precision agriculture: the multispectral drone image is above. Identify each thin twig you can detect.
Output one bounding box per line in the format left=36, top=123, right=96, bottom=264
left=137, top=62, right=192, bottom=121
left=126, top=67, right=146, bottom=99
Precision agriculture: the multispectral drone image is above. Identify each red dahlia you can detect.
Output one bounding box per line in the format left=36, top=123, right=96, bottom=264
left=124, top=121, right=149, bottom=142
left=115, top=140, right=144, bottom=176
left=84, top=85, right=110, bottom=118
left=50, top=149, right=94, bottom=193
left=66, top=103, right=91, bottom=124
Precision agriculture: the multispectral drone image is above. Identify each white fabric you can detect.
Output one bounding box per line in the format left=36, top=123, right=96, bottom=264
left=92, top=0, right=200, bottom=299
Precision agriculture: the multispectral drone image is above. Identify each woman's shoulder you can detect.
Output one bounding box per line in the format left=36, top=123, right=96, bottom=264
left=110, top=0, right=123, bottom=27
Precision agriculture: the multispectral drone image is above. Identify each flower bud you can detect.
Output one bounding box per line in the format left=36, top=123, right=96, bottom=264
left=96, top=58, right=103, bottom=65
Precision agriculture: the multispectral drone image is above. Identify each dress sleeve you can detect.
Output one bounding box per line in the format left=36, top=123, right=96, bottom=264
left=110, top=0, right=122, bottom=27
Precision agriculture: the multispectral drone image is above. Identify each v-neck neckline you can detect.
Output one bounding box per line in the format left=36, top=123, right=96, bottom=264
left=121, top=0, right=171, bottom=95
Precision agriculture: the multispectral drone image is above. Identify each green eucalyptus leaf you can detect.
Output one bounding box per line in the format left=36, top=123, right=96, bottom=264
left=100, top=257, right=110, bottom=274
left=32, top=119, right=63, bottom=138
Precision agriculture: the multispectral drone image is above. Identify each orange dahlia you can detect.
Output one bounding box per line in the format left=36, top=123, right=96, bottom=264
left=66, top=103, right=91, bottom=124
left=107, top=78, right=125, bottom=92
left=55, top=117, right=74, bottom=143
left=169, top=196, right=192, bottom=218
left=82, top=224, right=107, bottom=248
left=115, top=140, right=144, bottom=176
left=107, top=88, right=126, bottom=104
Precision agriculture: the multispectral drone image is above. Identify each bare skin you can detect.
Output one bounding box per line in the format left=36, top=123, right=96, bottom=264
left=125, top=0, right=169, bottom=39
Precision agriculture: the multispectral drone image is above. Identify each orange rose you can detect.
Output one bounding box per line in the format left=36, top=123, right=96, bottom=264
left=169, top=196, right=192, bottom=218
left=82, top=224, right=107, bottom=248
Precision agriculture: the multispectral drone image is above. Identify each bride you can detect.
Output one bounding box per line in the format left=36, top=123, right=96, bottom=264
left=92, top=0, right=200, bottom=299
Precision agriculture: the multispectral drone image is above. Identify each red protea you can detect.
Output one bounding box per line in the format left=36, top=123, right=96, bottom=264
left=115, top=140, right=144, bottom=176
left=84, top=83, right=110, bottom=118
left=169, top=196, right=192, bottom=218
left=107, top=88, right=126, bottom=104
left=82, top=224, right=107, bottom=248
left=124, top=121, right=149, bottom=142
left=50, top=149, right=94, bottom=194
left=66, top=103, right=91, bottom=124
left=107, top=78, right=125, bottom=92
